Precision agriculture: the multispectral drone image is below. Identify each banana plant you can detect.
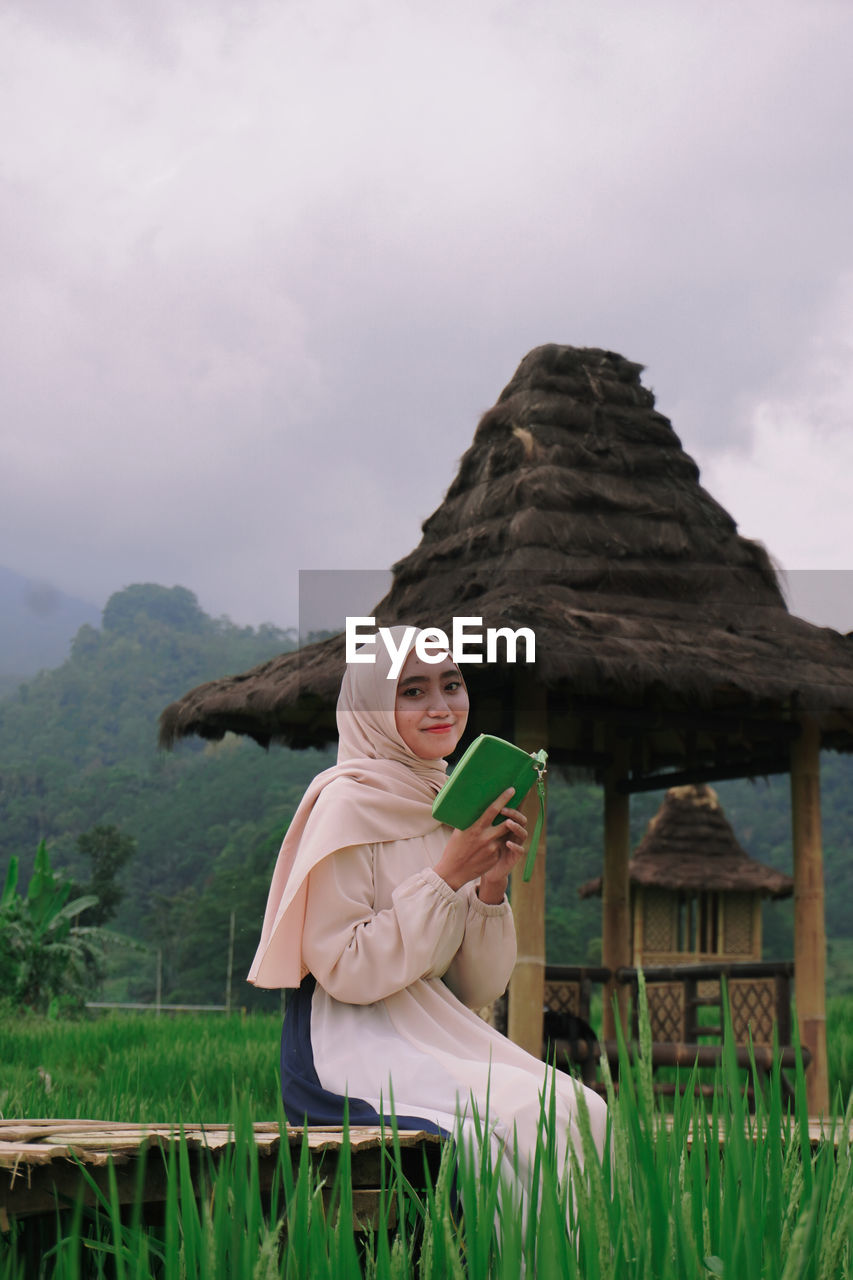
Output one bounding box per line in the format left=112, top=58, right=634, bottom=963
left=0, top=841, right=99, bottom=1011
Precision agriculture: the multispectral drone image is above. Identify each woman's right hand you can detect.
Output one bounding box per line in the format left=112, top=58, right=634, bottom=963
left=433, top=788, right=527, bottom=893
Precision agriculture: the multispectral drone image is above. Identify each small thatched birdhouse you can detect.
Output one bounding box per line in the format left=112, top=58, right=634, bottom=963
left=579, top=784, right=793, bottom=966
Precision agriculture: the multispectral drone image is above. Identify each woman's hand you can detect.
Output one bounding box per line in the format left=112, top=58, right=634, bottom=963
left=434, top=788, right=528, bottom=903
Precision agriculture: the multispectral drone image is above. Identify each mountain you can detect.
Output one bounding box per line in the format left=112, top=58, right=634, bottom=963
left=0, top=565, right=101, bottom=694
left=0, top=582, right=314, bottom=1006
left=0, top=581, right=850, bottom=1007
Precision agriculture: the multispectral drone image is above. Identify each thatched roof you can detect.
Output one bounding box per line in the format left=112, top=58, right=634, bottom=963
left=160, top=344, right=853, bottom=769
left=578, top=784, right=793, bottom=898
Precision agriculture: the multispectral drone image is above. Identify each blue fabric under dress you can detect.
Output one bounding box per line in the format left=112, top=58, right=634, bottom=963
left=282, top=974, right=446, bottom=1135
left=278, top=825, right=608, bottom=1185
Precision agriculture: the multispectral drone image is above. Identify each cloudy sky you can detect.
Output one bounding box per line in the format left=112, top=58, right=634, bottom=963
left=3, top=0, right=853, bottom=633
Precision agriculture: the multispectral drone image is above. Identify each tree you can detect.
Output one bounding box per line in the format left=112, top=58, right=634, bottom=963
left=101, top=584, right=209, bottom=636
left=75, top=824, right=136, bottom=925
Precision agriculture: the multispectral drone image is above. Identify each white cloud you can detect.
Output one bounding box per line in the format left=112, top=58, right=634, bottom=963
left=701, top=274, right=853, bottom=629
left=2, top=0, right=853, bottom=626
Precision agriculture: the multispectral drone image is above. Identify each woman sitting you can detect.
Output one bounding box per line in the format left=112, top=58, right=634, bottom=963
left=249, top=626, right=607, bottom=1193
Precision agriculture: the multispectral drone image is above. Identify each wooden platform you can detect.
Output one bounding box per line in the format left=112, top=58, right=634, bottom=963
left=655, top=1113, right=852, bottom=1149
left=0, top=1120, right=443, bottom=1232
left=2, top=1114, right=849, bottom=1233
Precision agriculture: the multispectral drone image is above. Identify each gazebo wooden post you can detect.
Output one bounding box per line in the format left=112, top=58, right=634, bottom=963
left=790, top=716, right=829, bottom=1115
left=602, top=737, right=631, bottom=1041
left=507, top=675, right=548, bottom=1057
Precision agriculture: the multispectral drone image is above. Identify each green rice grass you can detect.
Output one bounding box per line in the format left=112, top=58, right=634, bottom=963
left=3, top=997, right=851, bottom=1123
left=0, top=1010, right=281, bottom=1122
left=2, top=992, right=852, bottom=1277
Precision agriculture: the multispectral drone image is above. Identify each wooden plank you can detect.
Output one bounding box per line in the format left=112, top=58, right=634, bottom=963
left=569, top=700, right=802, bottom=741
left=507, top=674, right=548, bottom=1057
left=1, top=1112, right=847, bottom=1234
left=602, top=737, right=631, bottom=1039
left=618, top=758, right=791, bottom=793
left=1, top=1143, right=79, bottom=1166
left=600, top=1040, right=809, bottom=1073
left=1, top=1122, right=443, bottom=1228
left=656, top=1113, right=853, bottom=1151
left=0, top=1120, right=438, bottom=1160
left=790, top=716, right=829, bottom=1115
left=0, top=1123, right=441, bottom=1165
left=614, top=960, right=795, bottom=983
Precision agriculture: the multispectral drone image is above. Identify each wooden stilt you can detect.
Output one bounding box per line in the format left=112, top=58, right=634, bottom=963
left=507, top=676, right=548, bottom=1058
left=790, top=716, right=829, bottom=1116
left=632, top=886, right=645, bottom=967
left=602, top=738, right=631, bottom=1041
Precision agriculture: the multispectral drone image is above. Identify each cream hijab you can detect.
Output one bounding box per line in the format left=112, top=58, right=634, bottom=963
left=248, top=627, right=451, bottom=988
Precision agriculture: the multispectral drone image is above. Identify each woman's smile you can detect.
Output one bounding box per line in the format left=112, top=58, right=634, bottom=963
left=394, top=648, right=469, bottom=759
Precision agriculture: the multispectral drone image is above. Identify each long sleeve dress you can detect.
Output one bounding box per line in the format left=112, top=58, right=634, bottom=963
left=281, top=823, right=608, bottom=1181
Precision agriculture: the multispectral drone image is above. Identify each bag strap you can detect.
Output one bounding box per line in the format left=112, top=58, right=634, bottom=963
left=521, top=751, right=547, bottom=882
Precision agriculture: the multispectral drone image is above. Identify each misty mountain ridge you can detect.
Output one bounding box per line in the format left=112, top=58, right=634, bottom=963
left=0, top=564, right=101, bottom=690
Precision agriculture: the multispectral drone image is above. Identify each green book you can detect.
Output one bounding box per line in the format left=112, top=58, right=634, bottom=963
left=432, top=734, right=547, bottom=881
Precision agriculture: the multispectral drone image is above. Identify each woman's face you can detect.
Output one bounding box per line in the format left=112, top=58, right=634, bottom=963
left=394, top=648, right=469, bottom=759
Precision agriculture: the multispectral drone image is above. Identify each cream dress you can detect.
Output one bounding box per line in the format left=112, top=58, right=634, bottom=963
left=290, top=824, right=608, bottom=1182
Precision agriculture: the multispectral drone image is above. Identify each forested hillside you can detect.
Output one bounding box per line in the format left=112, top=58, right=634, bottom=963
left=0, top=584, right=323, bottom=1009
left=1, top=582, right=852, bottom=1008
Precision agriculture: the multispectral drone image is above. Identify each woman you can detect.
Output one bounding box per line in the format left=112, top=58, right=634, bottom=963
left=249, top=627, right=607, bottom=1186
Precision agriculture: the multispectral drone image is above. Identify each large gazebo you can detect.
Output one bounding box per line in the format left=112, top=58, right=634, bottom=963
left=161, top=344, right=853, bottom=1113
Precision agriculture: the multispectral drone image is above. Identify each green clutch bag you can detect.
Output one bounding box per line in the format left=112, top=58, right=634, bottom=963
left=431, top=734, right=548, bottom=882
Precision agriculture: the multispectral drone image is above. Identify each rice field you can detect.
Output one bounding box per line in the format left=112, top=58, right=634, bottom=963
left=2, top=997, right=851, bottom=1124
left=0, top=1008, right=281, bottom=1123
left=1, top=993, right=852, bottom=1277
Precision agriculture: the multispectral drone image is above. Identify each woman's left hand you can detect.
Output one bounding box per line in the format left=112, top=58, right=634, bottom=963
left=435, top=790, right=528, bottom=903
left=476, top=805, right=528, bottom=904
